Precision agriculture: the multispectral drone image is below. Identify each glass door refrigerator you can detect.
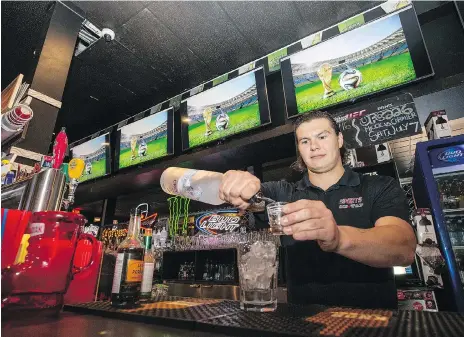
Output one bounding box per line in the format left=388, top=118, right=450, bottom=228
left=412, top=134, right=464, bottom=312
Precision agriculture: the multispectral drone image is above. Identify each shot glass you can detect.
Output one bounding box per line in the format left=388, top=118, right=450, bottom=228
left=266, top=202, right=287, bottom=235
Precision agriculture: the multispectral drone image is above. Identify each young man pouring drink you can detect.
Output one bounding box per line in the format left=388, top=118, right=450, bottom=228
left=219, top=111, right=416, bottom=309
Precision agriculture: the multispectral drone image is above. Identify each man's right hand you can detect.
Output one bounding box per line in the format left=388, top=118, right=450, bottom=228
left=219, top=170, right=261, bottom=210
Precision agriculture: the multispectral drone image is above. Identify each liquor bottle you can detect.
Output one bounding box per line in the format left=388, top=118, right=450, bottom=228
left=203, top=260, right=210, bottom=280
left=154, top=249, right=162, bottom=282
left=188, top=221, right=196, bottom=237
left=140, top=229, right=155, bottom=302
left=160, top=167, right=224, bottom=205
left=207, top=260, right=213, bottom=281
left=213, top=262, right=220, bottom=281
left=189, top=262, right=195, bottom=280
left=111, top=208, right=144, bottom=308
left=183, top=262, right=188, bottom=280
left=160, top=167, right=271, bottom=205
left=153, top=229, right=161, bottom=248
left=178, top=264, right=183, bottom=280
left=159, top=227, right=168, bottom=248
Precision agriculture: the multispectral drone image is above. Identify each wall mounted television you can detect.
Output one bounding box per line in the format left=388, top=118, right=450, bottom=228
left=70, top=133, right=111, bottom=182
left=281, top=8, right=434, bottom=118
left=180, top=67, right=271, bottom=151
left=114, top=107, right=174, bottom=170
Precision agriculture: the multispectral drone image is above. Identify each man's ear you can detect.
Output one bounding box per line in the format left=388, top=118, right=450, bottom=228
left=338, top=132, right=344, bottom=149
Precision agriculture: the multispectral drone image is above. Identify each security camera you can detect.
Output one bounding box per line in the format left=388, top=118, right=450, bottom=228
left=101, top=28, right=115, bottom=42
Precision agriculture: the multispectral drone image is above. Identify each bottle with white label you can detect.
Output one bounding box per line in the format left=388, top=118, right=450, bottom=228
left=159, top=226, right=168, bottom=248
left=140, top=228, right=155, bottom=302
left=111, top=208, right=144, bottom=308
left=153, top=229, right=161, bottom=248
left=160, top=167, right=269, bottom=206
left=160, top=167, right=224, bottom=205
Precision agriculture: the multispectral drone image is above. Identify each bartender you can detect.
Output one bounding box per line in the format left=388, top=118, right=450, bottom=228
left=219, top=111, right=416, bottom=309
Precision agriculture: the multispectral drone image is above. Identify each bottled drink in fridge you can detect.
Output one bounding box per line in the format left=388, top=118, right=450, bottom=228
left=140, top=229, right=155, bottom=302
left=111, top=208, right=144, bottom=308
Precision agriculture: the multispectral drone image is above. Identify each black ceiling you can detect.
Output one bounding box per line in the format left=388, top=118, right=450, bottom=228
left=2, top=1, right=381, bottom=142
left=1, top=1, right=53, bottom=88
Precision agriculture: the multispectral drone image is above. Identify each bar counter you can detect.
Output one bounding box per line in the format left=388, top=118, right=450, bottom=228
left=5, top=296, right=462, bottom=337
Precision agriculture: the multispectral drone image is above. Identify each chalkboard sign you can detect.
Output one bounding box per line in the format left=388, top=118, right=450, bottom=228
left=334, top=93, right=421, bottom=149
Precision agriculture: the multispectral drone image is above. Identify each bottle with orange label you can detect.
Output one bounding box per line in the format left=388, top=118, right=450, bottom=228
left=111, top=207, right=144, bottom=308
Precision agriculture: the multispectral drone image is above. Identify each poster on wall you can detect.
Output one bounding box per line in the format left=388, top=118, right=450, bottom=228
left=334, top=93, right=421, bottom=149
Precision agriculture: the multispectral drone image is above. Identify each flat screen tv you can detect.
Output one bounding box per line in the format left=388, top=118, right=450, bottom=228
left=180, top=67, right=271, bottom=151
left=281, top=8, right=434, bottom=118
left=70, top=133, right=111, bottom=182
left=115, top=107, right=174, bottom=170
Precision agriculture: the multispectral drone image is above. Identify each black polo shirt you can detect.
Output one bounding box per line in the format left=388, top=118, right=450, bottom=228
left=261, top=167, right=409, bottom=309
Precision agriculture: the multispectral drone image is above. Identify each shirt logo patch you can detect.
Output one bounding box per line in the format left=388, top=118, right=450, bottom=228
left=339, top=197, right=363, bottom=209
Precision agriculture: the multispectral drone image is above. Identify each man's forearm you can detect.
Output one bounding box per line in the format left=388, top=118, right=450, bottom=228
left=335, top=225, right=416, bottom=268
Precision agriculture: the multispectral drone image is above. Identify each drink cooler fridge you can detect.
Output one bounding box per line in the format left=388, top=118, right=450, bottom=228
left=412, top=134, right=464, bottom=312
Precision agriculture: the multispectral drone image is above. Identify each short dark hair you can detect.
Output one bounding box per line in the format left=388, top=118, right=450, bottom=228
left=293, top=111, right=340, bottom=135
left=216, top=105, right=221, bottom=109
left=291, top=111, right=343, bottom=172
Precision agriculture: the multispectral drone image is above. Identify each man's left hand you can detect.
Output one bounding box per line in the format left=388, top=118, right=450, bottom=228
left=281, top=200, right=340, bottom=252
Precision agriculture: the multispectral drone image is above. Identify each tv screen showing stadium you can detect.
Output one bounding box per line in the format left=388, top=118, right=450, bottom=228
left=180, top=67, right=271, bottom=151
left=70, top=133, right=110, bottom=182
left=116, top=107, right=174, bottom=170
left=281, top=8, right=433, bottom=118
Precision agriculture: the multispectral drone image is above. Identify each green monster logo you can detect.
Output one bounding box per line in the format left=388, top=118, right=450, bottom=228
left=168, top=196, right=190, bottom=237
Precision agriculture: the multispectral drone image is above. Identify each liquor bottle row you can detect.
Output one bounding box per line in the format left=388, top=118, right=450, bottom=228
left=201, top=260, right=235, bottom=282
left=111, top=208, right=159, bottom=308
left=176, top=260, right=236, bottom=282
left=178, top=262, right=195, bottom=281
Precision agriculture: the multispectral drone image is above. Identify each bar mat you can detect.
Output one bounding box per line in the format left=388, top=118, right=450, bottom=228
left=65, top=296, right=240, bottom=329
left=65, top=298, right=464, bottom=337
left=200, top=306, right=464, bottom=337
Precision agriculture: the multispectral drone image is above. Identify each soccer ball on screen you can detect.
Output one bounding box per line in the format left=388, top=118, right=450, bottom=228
left=216, top=113, right=230, bottom=131
left=338, top=68, right=362, bottom=91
